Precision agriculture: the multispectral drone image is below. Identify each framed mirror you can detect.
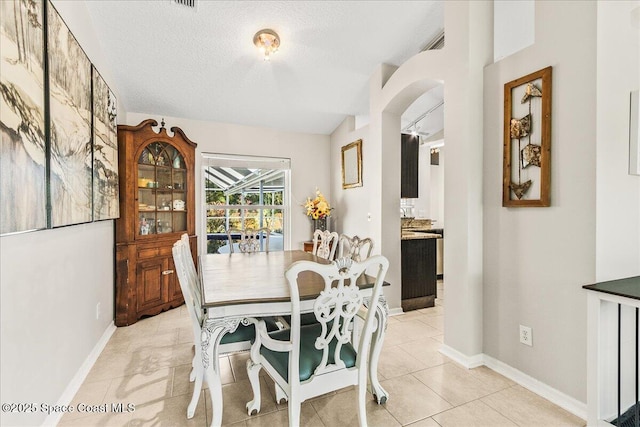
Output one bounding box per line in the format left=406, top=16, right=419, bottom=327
left=341, top=139, right=363, bottom=189
left=630, top=90, right=640, bottom=176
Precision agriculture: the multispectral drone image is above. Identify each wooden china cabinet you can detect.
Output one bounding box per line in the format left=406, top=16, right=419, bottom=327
left=114, top=119, right=197, bottom=326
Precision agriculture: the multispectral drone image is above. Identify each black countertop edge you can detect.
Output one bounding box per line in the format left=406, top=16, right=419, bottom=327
left=583, top=276, right=640, bottom=301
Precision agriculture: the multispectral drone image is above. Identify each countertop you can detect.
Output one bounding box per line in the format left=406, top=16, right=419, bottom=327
left=583, top=276, right=640, bottom=300
left=400, top=218, right=444, bottom=240
left=401, top=231, right=441, bottom=240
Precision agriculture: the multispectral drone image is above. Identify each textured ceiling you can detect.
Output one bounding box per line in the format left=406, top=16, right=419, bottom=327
left=85, top=1, right=443, bottom=135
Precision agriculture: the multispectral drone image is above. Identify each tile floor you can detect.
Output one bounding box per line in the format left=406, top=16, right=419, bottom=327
left=59, top=281, right=585, bottom=426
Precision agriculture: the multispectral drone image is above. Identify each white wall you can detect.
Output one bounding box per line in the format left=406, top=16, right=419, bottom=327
left=126, top=113, right=331, bottom=252
left=595, top=2, right=640, bottom=416
left=329, top=116, right=372, bottom=239
left=0, top=2, right=122, bottom=425
left=494, top=0, right=535, bottom=62
left=331, top=1, right=493, bottom=352
left=413, top=143, right=445, bottom=225
left=483, top=0, right=597, bottom=404
left=596, top=0, right=640, bottom=281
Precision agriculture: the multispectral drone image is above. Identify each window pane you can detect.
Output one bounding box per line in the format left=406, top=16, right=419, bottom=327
left=202, top=157, right=288, bottom=254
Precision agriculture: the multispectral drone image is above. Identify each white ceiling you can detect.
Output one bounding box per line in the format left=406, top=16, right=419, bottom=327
left=85, top=1, right=444, bottom=135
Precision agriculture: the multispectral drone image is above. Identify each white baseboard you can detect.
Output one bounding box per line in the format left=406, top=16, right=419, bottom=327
left=388, top=307, right=404, bottom=316
left=42, top=322, right=116, bottom=427
left=435, top=347, right=587, bottom=421
left=439, top=344, right=484, bottom=368
left=482, top=354, right=587, bottom=421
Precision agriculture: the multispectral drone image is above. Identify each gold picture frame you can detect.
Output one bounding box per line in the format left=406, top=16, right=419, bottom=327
left=341, top=139, right=363, bottom=189
left=503, top=66, right=552, bottom=207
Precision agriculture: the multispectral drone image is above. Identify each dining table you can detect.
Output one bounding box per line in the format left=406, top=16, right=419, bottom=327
left=198, top=249, right=390, bottom=427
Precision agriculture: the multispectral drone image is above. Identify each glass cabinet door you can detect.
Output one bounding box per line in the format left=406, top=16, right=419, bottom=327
left=137, top=142, right=187, bottom=236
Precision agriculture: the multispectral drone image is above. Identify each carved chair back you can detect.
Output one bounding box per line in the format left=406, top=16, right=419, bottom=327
left=247, top=255, right=389, bottom=426
left=226, top=227, right=270, bottom=253
left=311, top=229, right=339, bottom=260
left=338, top=234, right=374, bottom=262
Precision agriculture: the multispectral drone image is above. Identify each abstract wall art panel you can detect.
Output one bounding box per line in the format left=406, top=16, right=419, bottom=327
left=0, top=0, right=47, bottom=235
left=92, top=67, right=119, bottom=220
left=47, top=1, right=93, bottom=227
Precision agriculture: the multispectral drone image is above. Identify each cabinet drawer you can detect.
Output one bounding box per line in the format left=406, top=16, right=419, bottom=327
left=138, top=248, right=159, bottom=259
left=138, top=245, right=173, bottom=259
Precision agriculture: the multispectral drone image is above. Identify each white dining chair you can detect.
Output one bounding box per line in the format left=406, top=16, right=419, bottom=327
left=280, top=229, right=338, bottom=329
left=226, top=227, right=270, bottom=253
left=338, top=234, right=374, bottom=261
left=311, top=229, right=339, bottom=260
left=245, top=255, right=389, bottom=427
left=172, top=235, right=279, bottom=419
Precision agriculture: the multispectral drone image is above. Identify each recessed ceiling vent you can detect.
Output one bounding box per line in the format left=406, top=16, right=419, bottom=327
left=421, top=30, right=445, bottom=51
left=171, top=0, right=196, bottom=8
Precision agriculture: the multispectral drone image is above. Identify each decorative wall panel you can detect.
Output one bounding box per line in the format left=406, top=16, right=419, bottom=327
left=92, top=67, right=119, bottom=220
left=0, top=0, right=47, bottom=234
left=47, top=1, right=93, bottom=226
left=503, top=66, right=552, bottom=207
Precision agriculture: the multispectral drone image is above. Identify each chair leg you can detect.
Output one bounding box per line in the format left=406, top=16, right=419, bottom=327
left=274, top=382, right=288, bottom=404
left=187, top=368, right=203, bottom=418
left=357, top=378, right=368, bottom=427
left=246, top=358, right=262, bottom=416
left=187, top=346, right=204, bottom=418
left=288, top=397, right=301, bottom=427
left=189, top=354, right=196, bottom=382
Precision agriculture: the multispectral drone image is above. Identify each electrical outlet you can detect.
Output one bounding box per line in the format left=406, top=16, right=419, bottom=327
left=519, top=325, right=532, bottom=346
left=96, top=302, right=101, bottom=320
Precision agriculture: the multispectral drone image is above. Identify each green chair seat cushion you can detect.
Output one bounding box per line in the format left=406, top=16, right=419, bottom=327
left=220, top=316, right=279, bottom=345
left=259, top=323, right=357, bottom=382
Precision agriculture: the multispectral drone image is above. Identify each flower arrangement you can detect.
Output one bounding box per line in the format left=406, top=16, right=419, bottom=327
left=304, top=189, right=331, bottom=219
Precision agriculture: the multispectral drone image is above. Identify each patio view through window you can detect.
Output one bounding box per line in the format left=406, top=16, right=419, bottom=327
left=202, top=154, right=290, bottom=254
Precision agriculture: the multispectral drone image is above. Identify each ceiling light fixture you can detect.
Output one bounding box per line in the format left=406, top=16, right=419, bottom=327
left=253, top=29, right=280, bottom=61
left=402, top=100, right=445, bottom=135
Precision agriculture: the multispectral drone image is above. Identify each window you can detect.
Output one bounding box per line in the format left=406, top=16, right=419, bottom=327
left=202, top=154, right=290, bottom=254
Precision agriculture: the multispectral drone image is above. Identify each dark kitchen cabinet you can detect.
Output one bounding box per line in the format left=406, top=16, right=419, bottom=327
left=401, top=134, right=419, bottom=198
left=401, top=237, right=437, bottom=311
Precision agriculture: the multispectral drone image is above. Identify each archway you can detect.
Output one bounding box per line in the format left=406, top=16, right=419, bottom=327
left=367, top=0, right=492, bottom=363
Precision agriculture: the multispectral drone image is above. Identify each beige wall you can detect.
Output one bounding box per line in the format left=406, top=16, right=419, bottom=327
left=0, top=2, right=121, bottom=425
left=483, top=0, right=598, bottom=404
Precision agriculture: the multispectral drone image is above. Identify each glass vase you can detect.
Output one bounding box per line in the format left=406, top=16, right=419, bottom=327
left=313, top=217, right=328, bottom=233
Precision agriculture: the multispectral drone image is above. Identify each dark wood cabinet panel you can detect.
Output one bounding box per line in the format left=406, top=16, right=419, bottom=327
left=167, top=257, right=182, bottom=301
left=401, top=134, right=419, bottom=198
left=114, top=119, right=197, bottom=326
left=401, top=238, right=436, bottom=311
left=136, top=258, right=165, bottom=311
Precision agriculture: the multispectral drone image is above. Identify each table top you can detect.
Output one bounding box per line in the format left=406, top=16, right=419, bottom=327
left=199, top=250, right=381, bottom=308
left=583, top=276, right=640, bottom=300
